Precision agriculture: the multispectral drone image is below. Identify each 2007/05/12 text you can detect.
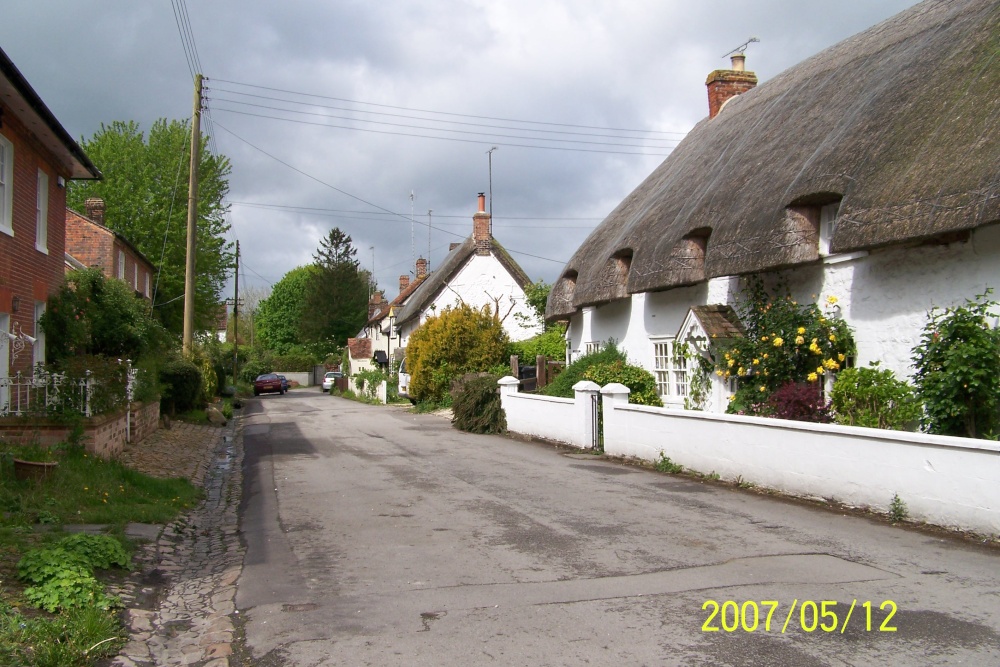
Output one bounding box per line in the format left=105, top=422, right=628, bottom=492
left=702, top=599, right=897, bottom=634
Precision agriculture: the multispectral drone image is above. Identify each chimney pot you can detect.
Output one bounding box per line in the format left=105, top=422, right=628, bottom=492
left=477, top=192, right=486, bottom=213
left=705, top=56, right=758, bottom=119
left=473, top=194, right=492, bottom=255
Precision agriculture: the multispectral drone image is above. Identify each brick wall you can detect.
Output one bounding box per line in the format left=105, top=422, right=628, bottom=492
left=64, top=209, right=154, bottom=300
left=0, top=107, right=70, bottom=376
left=0, top=400, right=161, bottom=459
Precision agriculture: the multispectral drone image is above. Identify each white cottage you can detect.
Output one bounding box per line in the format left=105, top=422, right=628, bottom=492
left=395, top=194, right=542, bottom=348
left=547, top=0, right=1000, bottom=413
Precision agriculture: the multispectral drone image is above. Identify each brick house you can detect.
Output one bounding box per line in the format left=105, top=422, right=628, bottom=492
left=65, top=197, right=156, bottom=301
left=548, top=0, right=1000, bottom=412
left=0, top=46, right=101, bottom=382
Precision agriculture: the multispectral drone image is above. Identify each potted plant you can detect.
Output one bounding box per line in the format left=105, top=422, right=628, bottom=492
left=11, top=444, right=59, bottom=482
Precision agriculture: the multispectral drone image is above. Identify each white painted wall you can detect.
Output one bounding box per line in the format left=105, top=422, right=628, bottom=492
left=564, top=227, right=1000, bottom=411
left=498, top=377, right=596, bottom=449
left=399, top=253, right=541, bottom=348
left=272, top=371, right=310, bottom=387
left=599, top=385, right=1000, bottom=535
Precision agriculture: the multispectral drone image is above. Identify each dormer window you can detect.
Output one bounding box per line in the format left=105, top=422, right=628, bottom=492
left=818, top=202, right=840, bottom=256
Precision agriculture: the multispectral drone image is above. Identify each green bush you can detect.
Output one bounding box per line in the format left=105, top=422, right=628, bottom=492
left=407, top=303, right=510, bottom=403
left=509, top=325, right=566, bottom=362
left=911, top=291, right=1000, bottom=438
left=17, top=534, right=131, bottom=613
left=583, top=359, right=663, bottom=407
left=832, top=364, right=922, bottom=430
left=272, top=347, right=319, bottom=372
left=239, top=354, right=272, bottom=384
left=159, top=358, right=203, bottom=414
left=451, top=374, right=506, bottom=434
left=540, top=342, right=625, bottom=399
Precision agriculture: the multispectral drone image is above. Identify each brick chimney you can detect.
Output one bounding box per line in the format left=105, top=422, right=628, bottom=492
left=399, top=274, right=410, bottom=293
left=415, top=257, right=428, bottom=279
left=368, top=291, right=384, bottom=319
left=84, top=197, right=106, bottom=224
left=706, top=54, right=758, bottom=119
left=473, top=192, right=491, bottom=256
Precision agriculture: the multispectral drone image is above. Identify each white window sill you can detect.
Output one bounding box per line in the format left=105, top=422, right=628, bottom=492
left=0, top=225, right=12, bottom=238
left=35, top=243, right=48, bottom=255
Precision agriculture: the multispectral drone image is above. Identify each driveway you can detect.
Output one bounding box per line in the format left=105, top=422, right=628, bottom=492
left=235, top=391, right=1000, bottom=666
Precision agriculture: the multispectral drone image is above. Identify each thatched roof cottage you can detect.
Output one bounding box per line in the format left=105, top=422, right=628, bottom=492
left=547, top=0, right=1000, bottom=411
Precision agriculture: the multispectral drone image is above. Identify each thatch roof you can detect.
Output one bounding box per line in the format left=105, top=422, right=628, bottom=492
left=547, top=0, right=1000, bottom=321
left=395, top=235, right=532, bottom=326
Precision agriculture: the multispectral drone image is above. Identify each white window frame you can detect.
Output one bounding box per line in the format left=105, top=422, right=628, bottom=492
left=33, top=300, right=46, bottom=368
left=118, top=249, right=126, bottom=280
left=584, top=341, right=600, bottom=355
left=35, top=169, right=49, bottom=253
left=652, top=338, right=688, bottom=402
left=0, top=136, right=13, bottom=237
left=818, top=202, right=840, bottom=256
left=144, top=272, right=151, bottom=298
left=133, top=262, right=138, bottom=289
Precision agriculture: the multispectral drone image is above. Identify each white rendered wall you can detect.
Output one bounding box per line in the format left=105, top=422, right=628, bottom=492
left=601, top=389, right=1000, bottom=535
left=498, top=377, right=596, bottom=449
left=564, top=227, right=1000, bottom=405
left=400, top=253, right=542, bottom=346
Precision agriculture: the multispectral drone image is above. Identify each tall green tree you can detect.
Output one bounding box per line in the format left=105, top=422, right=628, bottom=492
left=67, top=119, right=233, bottom=337
left=255, top=266, right=317, bottom=355
left=301, top=228, right=371, bottom=347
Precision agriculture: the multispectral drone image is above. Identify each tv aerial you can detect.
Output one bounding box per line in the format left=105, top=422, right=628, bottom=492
left=723, top=37, right=760, bottom=59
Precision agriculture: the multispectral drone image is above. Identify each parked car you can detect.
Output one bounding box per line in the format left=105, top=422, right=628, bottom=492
left=254, top=373, right=284, bottom=396
left=277, top=375, right=289, bottom=392
left=321, top=371, right=343, bottom=392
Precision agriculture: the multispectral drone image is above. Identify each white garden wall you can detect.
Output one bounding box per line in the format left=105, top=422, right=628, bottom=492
left=498, top=377, right=596, bottom=449
left=600, top=384, right=1000, bottom=535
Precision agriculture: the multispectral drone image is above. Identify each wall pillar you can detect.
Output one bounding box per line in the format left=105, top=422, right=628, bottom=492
left=600, top=383, right=631, bottom=454
left=573, top=380, right=601, bottom=449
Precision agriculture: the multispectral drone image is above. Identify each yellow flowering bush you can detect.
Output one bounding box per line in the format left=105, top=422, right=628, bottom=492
left=719, top=277, right=855, bottom=416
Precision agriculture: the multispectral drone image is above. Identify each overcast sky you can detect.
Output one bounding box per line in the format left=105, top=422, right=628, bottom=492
left=2, top=0, right=921, bottom=301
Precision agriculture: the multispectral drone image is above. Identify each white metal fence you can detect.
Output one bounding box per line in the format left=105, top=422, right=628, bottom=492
left=0, top=360, right=137, bottom=418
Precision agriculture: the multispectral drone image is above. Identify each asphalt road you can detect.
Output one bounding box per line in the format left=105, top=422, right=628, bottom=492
left=235, top=390, right=1000, bottom=666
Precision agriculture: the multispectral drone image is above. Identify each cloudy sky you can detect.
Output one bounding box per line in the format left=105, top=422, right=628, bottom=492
left=2, top=0, right=921, bottom=301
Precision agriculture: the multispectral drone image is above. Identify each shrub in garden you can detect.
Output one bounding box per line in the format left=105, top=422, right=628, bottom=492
left=911, top=291, right=1000, bottom=438
left=540, top=342, right=626, bottom=399
left=766, top=382, right=832, bottom=423
left=159, top=358, right=203, bottom=414
left=583, top=359, right=663, bottom=407
left=406, top=303, right=510, bottom=403
left=17, top=534, right=131, bottom=613
left=451, top=373, right=506, bottom=434
left=831, top=364, right=922, bottom=430
left=720, top=277, right=854, bottom=416
left=239, top=353, right=273, bottom=384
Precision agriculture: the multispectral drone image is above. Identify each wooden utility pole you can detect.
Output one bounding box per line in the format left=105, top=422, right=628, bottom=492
left=233, top=240, right=240, bottom=387
left=182, top=74, right=203, bottom=357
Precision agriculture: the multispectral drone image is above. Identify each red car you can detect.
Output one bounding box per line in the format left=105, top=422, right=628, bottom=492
left=253, top=373, right=285, bottom=396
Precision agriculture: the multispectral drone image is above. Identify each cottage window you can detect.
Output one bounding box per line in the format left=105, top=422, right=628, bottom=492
left=584, top=341, right=601, bottom=355
left=0, top=136, right=12, bottom=237
left=118, top=250, right=126, bottom=280
left=35, top=170, right=49, bottom=253
left=652, top=339, right=688, bottom=399
left=818, top=202, right=840, bottom=255
left=145, top=272, right=151, bottom=297
left=134, top=263, right=138, bottom=289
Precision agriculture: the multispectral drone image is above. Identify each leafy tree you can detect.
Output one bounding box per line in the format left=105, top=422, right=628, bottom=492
left=911, top=291, right=1000, bottom=438
left=524, top=280, right=551, bottom=322
left=301, top=228, right=371, bottom=347
left=67, top=119, right=233, bottom=336
left=255, top=266, right=317, bottom=355
left=41, top=268, right=168, bottom=363
left=406, top=303, right=510, bottom=403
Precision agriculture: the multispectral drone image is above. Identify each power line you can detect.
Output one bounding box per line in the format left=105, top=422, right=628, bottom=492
left=211, top=108, right=670, bottom=157
left=211, top=77, right=687, bottom=137
left=207, top=88, right=681, bottom=143
left=228, top=200, right=602, bottom=221
left=207, top=97, right=674, bottom=151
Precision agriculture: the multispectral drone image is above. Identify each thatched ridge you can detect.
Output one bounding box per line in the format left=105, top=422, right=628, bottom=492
left=547, top=0, right=1000, bottom=321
